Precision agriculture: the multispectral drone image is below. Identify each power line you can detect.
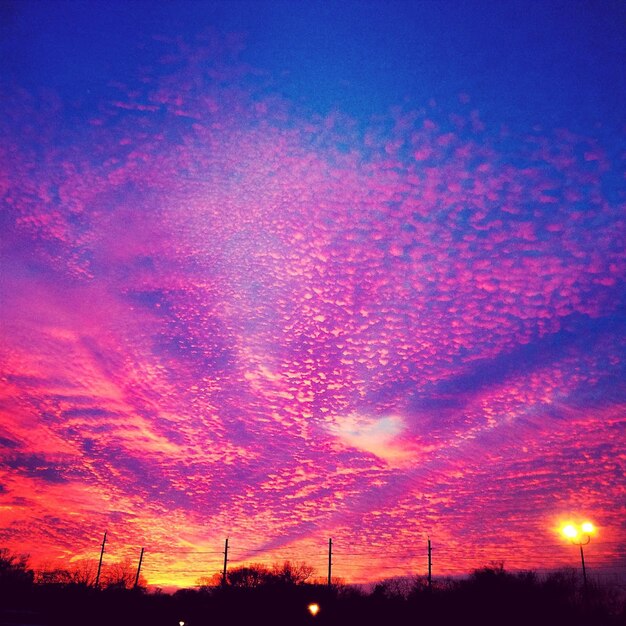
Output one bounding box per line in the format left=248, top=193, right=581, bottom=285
left=61, top=534, right=626, bottom=591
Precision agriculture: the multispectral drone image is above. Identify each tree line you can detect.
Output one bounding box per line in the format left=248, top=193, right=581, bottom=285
left=1, top=548, right=624, bottom=626
left=0, top=548, right=146, bottom=590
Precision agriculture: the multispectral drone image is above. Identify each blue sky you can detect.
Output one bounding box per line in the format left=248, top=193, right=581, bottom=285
left=2, top=0, right=624, bottom=127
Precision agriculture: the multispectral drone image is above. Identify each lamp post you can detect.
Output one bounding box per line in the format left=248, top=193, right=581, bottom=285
left=561, top=521, right=595, bottom=591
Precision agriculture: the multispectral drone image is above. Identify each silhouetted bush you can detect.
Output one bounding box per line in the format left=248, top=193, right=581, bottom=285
left=0, top=548, right=35, bottom=606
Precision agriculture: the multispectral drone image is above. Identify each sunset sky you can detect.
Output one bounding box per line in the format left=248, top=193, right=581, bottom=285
left=1, top=0, right=625, bottom=588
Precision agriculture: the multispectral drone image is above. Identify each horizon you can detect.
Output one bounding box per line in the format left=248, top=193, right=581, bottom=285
left=1, top=0, right=625, bottom=589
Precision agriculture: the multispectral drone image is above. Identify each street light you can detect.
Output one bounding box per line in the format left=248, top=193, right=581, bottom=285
left=560, top=521, right=595, bottom=590
left=307, top=603, right=320, bottom=617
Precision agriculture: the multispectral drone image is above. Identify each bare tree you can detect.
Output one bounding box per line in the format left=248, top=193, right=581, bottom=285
left=35, top=567, right=74, bottom=585
left=205, top=560, right=317, bottom=589
left=373, top=576, right=416, bottom=599
left=195, top=575, right=217, bottom=590
left=101, top=558, right=144, bottom=589
left=227, top=563, right=271, bottom=588
left=270, top=561, right=315, bottom=585
left=67, top=559, right=98, bottom=587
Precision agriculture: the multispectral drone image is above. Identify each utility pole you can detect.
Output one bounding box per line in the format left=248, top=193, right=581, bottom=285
left=327, top=538, right=332, bottom=588
left=580, top=544, right=588, bottom=592
left=222, top=538, right=229, bottom=587
left=427, top=537, right=432, bottom=591
left=95, top=530, right=107, bottom=589
left=134, top=547, right=145, bottom=589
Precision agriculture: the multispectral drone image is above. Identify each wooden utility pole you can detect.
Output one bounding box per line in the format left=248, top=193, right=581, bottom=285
left=327, top=538, right=333, bottom=588
left=134, top=547, right=145, bottom=589
left=95, top=530, right=107, bottom=589
left=222, top=538, right=229, bottom=586
left=427, top=537, right=432, bottom=591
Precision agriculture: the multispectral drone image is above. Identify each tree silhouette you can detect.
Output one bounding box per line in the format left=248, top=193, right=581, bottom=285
left=0, top=548, right=34, bottom=606
left=225, top=563, right=270, bottom=588
left=0, top=548, right=33, bottom=582
left=202, top=560, right=317, bottom=589
left=67, top=559, right=98, bottom=587
left=269, top=560, right=315, bottom=586
left=102, top=558, right=145, bottom=590
left=36, top=558, right=146, bottom=590
left=35, top=566, right=74, bottom=585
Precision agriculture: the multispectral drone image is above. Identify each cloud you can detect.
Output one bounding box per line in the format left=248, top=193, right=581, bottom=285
left=325, top=413, right=417, bottom=468
left=0, top=27, right=624, bottom=586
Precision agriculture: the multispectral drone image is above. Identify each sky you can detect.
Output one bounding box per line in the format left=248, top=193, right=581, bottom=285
left=0, top=0, right=625, bottom=588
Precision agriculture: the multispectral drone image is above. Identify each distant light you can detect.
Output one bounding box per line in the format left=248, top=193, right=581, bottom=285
left=308, top=603, right=320, bottom=616
left=179, top=621, right=185, bottom=626
left=581, top=522, right=595, bottom=534
left=562, top=524, right=579, bottom=539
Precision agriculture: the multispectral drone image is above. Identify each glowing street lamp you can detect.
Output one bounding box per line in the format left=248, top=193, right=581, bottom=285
left=560, top=521, right=595, bottom=590
left=307, top=603, right=320, bottom=617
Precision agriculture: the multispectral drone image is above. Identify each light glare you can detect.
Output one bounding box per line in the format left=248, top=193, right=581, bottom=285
left=562, top=524, right=579, bottom=539
left=581, top=522, right=595, bottom=534
left=308, top=603, right=320, bottom=616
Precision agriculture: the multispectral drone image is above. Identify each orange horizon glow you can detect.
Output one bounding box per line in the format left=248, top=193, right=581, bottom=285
left=9, top=516, right=618, bottom=591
